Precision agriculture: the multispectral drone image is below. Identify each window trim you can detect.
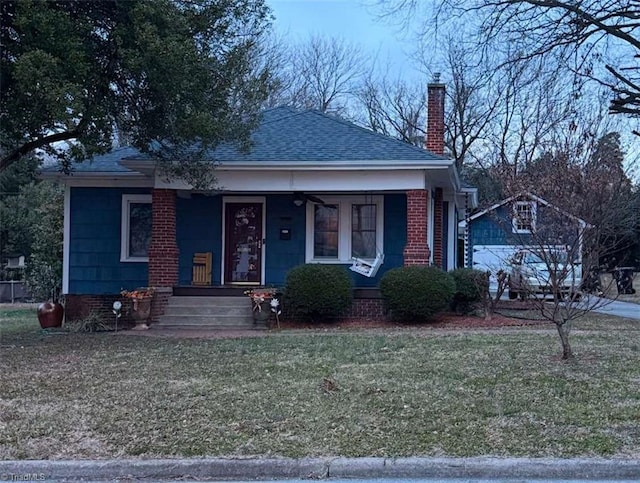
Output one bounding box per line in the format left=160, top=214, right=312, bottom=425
left=120, top=194, right=152, bottom=262
left=305, top=195, right=384, bottom=263
left=512, top=201, right=537, bottom=234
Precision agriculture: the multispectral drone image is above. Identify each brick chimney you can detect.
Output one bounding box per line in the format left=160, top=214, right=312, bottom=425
left=426, top=73, right=445, bottom=155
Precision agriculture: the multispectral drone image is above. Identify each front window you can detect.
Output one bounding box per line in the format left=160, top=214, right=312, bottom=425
left=512, top=201, right=536, bottom=233
left=351, top=204, right=376, bottom=258
left=313, top=204, right=339, bottom=258
left=306, top=196, right=383, bottom=263
left=121, top=194, right=152, bottom=262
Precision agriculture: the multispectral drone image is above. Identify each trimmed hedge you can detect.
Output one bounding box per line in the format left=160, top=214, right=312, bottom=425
left=379, top=266, right=455, bottom=322
left=450, top=268, right=488, bottom=314
left=284, top=264, right=353, bottom=321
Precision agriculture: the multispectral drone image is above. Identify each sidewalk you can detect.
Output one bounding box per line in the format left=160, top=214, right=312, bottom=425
left=2, top=456, right=640, bottom=481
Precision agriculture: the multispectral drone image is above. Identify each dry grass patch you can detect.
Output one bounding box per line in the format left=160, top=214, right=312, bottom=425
left=601, top=273, right=640, bottom=305
left=1, top=308, right=639, bottom=460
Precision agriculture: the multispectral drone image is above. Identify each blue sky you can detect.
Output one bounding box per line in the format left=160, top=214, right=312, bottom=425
left=267, top=0, right=422, bottom=79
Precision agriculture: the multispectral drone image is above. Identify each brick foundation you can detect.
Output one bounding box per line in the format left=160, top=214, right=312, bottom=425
left=65, top=290, right=171, bottom=325
left=65, top=294, right=130, bottom=323
left=345, top=297, right=385, bottom=319
left=65, top=290, right=387, bottom=327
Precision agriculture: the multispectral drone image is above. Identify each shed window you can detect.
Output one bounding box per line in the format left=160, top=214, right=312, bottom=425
left=512, top=201, right=536, bottom=234
left=121, top=194, right=152, bottom=262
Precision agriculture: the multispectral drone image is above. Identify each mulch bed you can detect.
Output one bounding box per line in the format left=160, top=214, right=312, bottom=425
left=119, top=300, right=548, bottom=339
left=274, top=304, right=548, bottom=331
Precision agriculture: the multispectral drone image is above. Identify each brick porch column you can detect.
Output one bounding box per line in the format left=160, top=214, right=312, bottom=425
left=433, top=187, right=444, bottom=268
left=403, top=189, right=431, bottom=266
left=148, top=189, right=179, bottom=322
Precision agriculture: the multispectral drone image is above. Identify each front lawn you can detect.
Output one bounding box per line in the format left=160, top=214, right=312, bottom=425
left=1, top=307, right=639, bottom=460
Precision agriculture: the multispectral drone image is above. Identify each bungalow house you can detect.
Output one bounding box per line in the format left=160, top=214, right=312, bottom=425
left=42, top=79, right=478, bottom=326
left=460, top=192, right=590, bottom=289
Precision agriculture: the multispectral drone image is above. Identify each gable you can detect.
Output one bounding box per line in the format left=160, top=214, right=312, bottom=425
left=466, top=193, right=588, bottom=228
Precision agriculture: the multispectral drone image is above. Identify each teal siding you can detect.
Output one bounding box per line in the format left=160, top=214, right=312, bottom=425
left=470, top=206, right=534, bottom=249
left=176, top=194, right=222, bottom=285
left=69, top=187, right=150, bottom=294
left=264, top=193, right=407, bottom=287
left=264, top=195, right=307, bottom=285
left=68, top=191, right=409, bottom=293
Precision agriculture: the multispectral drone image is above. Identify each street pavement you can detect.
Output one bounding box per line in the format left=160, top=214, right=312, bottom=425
left=2, top=457, right=640, bottom=482
left=590, top=297, right=640, bottom=320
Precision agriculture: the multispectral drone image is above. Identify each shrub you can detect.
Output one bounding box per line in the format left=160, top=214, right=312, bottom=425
left=67, top=312, right=113, bottom=333
left=284, top=264, right=353, bottom=321
left=450, top=268, right=488, bottom=314
left=379, top=266, right=455, bottom=322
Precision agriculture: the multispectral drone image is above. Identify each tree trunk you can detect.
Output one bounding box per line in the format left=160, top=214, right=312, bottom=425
left=555, top=323, right=574, bottom=360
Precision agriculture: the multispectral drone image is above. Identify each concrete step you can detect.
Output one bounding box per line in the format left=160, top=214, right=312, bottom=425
left=167, top=296, right=250, bottom=306
left=156, top=314, right=253, bottom=325
left=163, top=305, right=253, bottom=317
left=152, top=323, right=264, bottom=331
left=156, top=295, right=261, bottom=330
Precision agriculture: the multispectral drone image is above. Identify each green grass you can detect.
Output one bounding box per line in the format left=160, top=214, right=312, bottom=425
left=1, top=307, right=639, bottom=460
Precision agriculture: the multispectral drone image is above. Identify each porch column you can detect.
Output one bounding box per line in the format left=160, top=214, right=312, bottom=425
left=148, top=189, right=179, bottom=288
left=433, top=187, right=444, bottom=268
left=403, top=189, right=431, bottom=266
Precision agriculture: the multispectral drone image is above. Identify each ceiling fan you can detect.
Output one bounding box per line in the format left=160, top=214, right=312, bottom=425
left=293, top=192, right=325, bottom=206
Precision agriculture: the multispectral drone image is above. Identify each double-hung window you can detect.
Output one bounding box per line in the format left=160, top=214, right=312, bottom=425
left=512, top=201, right=536, bottom=234
left=306, top=196, right=383, bottom=263
left=121, top=194, right=152, bottom=262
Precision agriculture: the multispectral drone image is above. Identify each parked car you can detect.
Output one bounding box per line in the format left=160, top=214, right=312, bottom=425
left=508, top=249, right=582, bottom=300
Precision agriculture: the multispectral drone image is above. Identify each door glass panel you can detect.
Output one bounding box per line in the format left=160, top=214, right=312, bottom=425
left=226, top=203, right=262, bottom=283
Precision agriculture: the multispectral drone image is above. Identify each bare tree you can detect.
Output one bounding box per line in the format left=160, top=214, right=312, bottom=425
left=272, top=35, right=368, bottom=115
left=494, top=192, right=623, bottom=360
left=377, top=0, right=640, bottom=131
left=356, top=72, right=426, bottom=145
left=443, top=41, right=500, bottom=168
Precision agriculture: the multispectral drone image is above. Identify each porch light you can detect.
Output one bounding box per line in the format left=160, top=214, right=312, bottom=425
left=293, top=192, right=305, bottom=207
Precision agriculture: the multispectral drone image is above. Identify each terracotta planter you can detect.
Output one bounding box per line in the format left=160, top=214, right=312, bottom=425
left=252, top=301, right=271, bottom=324
left=37, top=302, right=64, bottom=329
left=131, top=297, right=152, bottom=330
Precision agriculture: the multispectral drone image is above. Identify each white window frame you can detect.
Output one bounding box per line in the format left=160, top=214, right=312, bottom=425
left=305, top=195, right=384, bottom=263
left=121, top=194, right=152, bottom=262
left=512, top=201, right=537, bottom=234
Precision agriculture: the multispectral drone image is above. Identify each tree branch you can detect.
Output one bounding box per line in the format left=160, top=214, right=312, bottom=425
left=0, top=121, right=87, bottom=171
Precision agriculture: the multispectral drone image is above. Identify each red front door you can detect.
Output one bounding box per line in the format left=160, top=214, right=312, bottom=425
left=224, top=202, right=263, bottom=284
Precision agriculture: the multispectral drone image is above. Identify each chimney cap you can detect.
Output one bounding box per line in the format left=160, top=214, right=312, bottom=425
left=429, top=72, right=444, bottom=87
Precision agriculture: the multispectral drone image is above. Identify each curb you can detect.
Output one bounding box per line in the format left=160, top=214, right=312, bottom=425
left=2, top=457, right=640, bottom=481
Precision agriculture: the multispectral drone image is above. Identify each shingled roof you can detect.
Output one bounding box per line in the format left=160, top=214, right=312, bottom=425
left=45, top=107, right=447, bottom=173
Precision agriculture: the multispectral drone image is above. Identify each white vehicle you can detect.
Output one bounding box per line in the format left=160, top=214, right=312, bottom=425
left=508, top=249, right=582, bottom=299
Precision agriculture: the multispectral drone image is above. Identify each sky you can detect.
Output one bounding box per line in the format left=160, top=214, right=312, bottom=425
left=267, top=0, right=424, bottom=80
left=265, top=0, right=639, bottom=179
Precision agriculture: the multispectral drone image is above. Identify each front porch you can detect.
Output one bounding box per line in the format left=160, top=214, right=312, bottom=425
left=154, top=286, right=385, bottom=330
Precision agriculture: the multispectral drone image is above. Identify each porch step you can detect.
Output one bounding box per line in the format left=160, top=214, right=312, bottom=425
left=155, top=296, right=261, bottom=330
